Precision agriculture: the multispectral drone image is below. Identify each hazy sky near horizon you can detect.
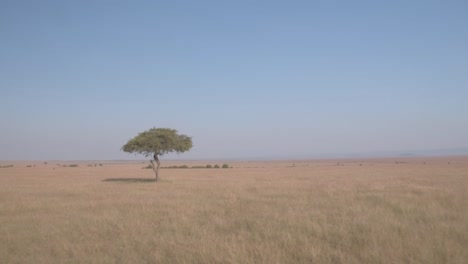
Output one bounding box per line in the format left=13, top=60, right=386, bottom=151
left=1, top=0, right=467, bottom=160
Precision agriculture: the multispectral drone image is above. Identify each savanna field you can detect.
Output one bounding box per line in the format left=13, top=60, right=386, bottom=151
left=0, top=157, right=467, bottom=263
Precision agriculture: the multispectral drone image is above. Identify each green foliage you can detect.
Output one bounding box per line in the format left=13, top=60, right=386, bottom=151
left=122, top=128, right=192, bottom=157
left=163, top=165, right=189, bottom=169
left=206, top=164, right=212, bottom=168
left=214, top=164, right=220, bottom=168
left=222, top=164, right=229, bottom=168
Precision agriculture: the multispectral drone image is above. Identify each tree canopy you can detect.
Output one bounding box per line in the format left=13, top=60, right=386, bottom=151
left=122, top=128, right=193, bottom=181
left=122, top=128, right=192, bottom=157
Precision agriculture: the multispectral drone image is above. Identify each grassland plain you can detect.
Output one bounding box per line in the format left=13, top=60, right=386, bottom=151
left=0, top=157, right=467, bottom=263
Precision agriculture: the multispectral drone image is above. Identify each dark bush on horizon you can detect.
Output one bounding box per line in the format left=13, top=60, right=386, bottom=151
left=143, top=164, right=153, bottom=169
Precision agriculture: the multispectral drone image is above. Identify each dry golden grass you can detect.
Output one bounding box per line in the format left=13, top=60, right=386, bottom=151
left=0, top=157, right=467, bottom=263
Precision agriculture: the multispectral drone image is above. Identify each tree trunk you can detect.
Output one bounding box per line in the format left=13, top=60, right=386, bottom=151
left=150, top=154, right=161, bottom=181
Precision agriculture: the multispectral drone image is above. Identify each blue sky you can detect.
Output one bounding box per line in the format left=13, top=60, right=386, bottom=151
left=1, top=0, right=467, bottom=160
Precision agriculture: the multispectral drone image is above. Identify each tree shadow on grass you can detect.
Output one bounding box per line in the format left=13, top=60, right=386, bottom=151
left=102, top=178, right=156, bottom=183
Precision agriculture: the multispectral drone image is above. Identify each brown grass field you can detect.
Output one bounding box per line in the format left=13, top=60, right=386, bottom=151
left=0, top=157, right=467, bottom=263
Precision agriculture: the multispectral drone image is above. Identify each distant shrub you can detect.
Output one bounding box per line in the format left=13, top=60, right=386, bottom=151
left=44, top=162, right=48, bottom=164
left=222, top=164, right=229, bottom=168
left=214, top=164, right=220, bottom=168
left=206, top=164, right=212, bottom=168
left=26, top=165, right=32, bottom=167
left=164, top=165, right=189, bottom=169
left=99, top=164, right=103, bottom=166
left=69, top=164, right=78, bottom=167
left=143, top=164, right=153, bottom=169
left=88, top=164, right=93, bottom=167
left=192, top=166, right=205, bottom=169
left=0, top=165, right=13, bottom=168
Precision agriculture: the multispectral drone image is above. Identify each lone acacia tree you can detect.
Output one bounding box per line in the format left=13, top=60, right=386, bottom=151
left=122, top=128, right=193, bottom=181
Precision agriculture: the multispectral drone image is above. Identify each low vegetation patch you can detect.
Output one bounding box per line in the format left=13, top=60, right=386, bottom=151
left=0, top=165, right=13, bottom=168
left=142, top=164, right=231, bottom=169
left=163, top=165, right=190, bottom=169
left=62, top=164, right=79, bottom=168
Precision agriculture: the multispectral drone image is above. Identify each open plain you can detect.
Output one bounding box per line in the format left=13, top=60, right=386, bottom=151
left=0, top=157, right=467, bottom=263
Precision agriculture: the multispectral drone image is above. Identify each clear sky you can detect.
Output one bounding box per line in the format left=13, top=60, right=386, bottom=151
left=1, top=0, right=467, bottom=160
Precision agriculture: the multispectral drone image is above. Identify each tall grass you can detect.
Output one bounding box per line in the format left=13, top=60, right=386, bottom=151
left=0, top=159, right=466, bottom=263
